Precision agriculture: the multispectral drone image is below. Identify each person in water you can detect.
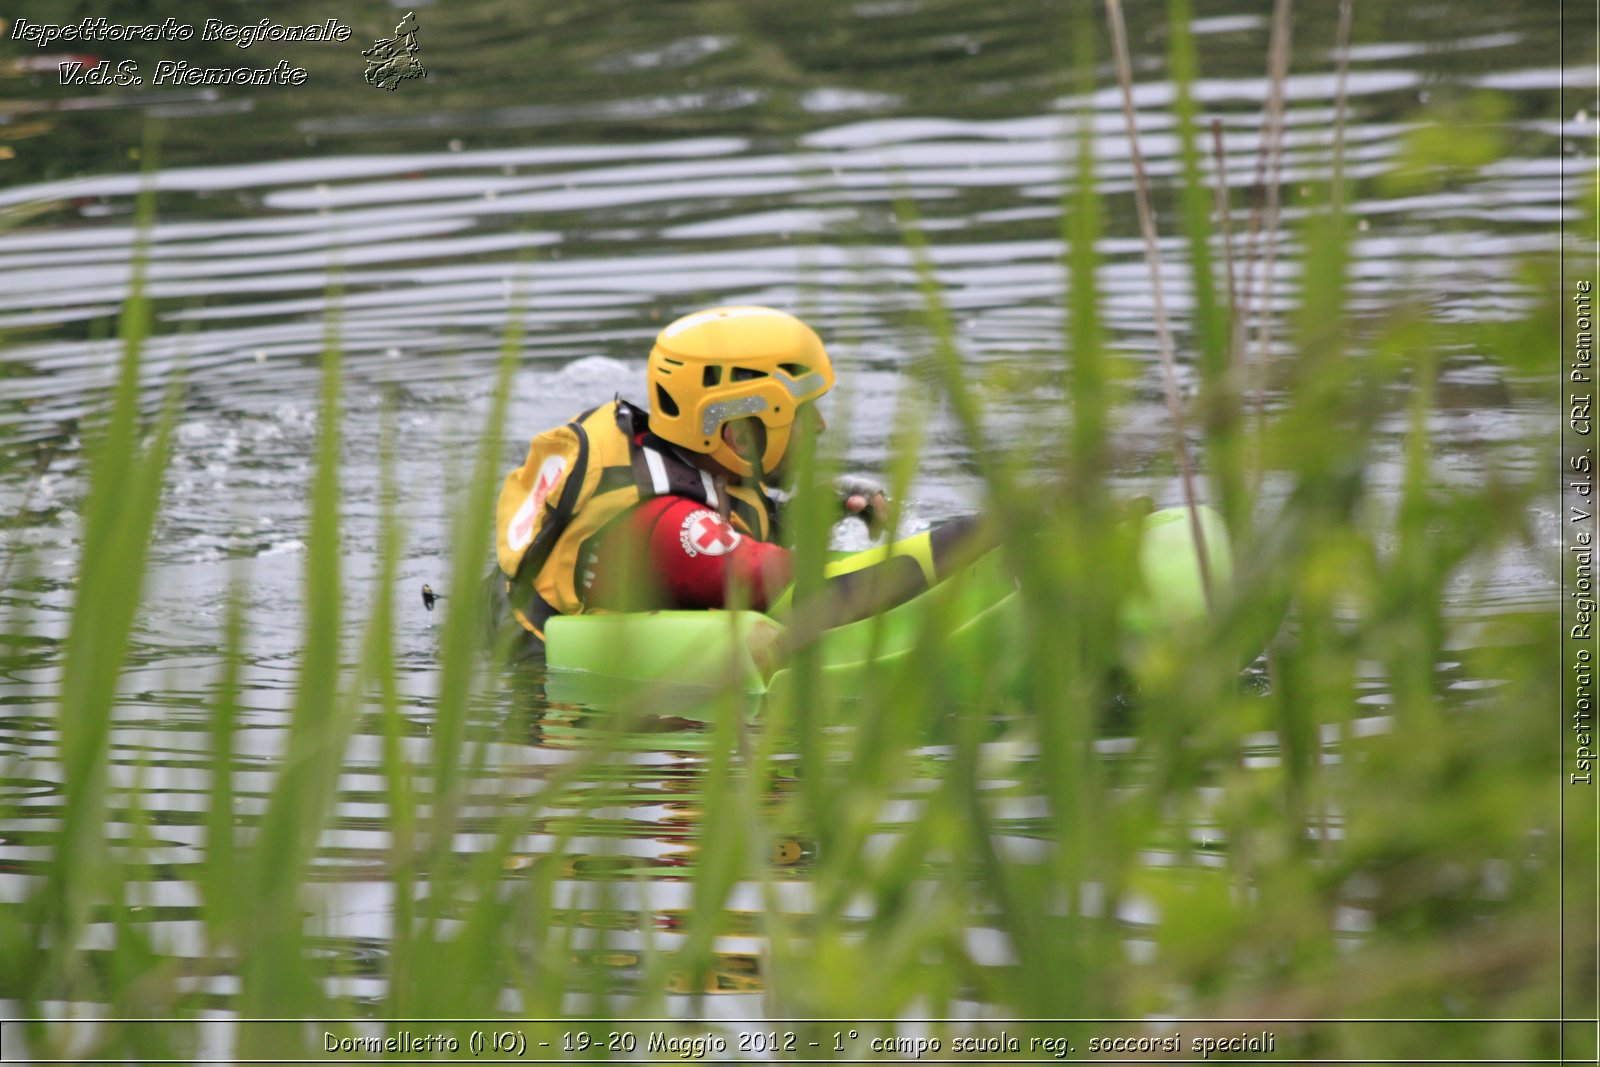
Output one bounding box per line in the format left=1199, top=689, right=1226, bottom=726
left=491, top=305, right=983, bottom=652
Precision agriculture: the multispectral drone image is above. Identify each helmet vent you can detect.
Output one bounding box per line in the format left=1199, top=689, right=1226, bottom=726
left=731, top=367, right=766, bottom=382
left=702, top=365, right=722, bottom=387
left=656, top=384, right=680, bottom=417
left=780, top=363, right=810, bottom=377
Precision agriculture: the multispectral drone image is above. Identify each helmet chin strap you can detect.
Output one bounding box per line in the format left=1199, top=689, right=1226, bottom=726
left=748, top=445, right=766, bottom=497
left=720, top=418, right=768, bottom=507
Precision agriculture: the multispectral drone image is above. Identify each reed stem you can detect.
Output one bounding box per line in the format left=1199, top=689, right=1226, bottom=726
left=1103, top=0, right=1213, bottom=605
left=1212, top=119, right=1241, bottom=343
left=1332, top=0, right=1355, bottom=211
left=1248, top=0, right=1295, bottom=422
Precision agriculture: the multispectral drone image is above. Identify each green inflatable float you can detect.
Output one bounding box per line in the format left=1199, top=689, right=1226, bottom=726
left=539, top=505, right=1232, bottom=712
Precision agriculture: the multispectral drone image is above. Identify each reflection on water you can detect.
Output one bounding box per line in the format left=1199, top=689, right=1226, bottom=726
left=0, top=0, right=1580, bottom=1023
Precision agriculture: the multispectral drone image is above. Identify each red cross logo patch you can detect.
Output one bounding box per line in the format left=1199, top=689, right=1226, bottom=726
left=680, top=508, right=741, bottom=557
left=507, top=455, right=568, bottom=551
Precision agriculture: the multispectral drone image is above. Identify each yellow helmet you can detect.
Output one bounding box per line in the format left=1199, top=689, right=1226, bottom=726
left=647, top=306, right=835, bottom=478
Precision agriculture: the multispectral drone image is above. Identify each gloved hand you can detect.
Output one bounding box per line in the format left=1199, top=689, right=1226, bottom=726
left=835, top=474, right=889, bottom=538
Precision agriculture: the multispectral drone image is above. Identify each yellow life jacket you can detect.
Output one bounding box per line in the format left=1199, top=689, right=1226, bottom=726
left=494, top=399, right=777, bottom=639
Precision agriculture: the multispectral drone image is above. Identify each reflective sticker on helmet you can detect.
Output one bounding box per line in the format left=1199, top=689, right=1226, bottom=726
left=679, top=508, right=741, bottom=558
left=700, top=394, right=770, bottom=436
left=779, top=371, right=829, bottom=399
left=508, top=454, right=568, bottom=552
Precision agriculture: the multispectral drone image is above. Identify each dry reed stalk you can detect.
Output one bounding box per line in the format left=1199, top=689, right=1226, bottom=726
left=1315, top=0, right=1355, bottom=863
left=1248, top=0, right=1295, bottom=421
left=1332, top=0, right=1355, bottom=211
left=1228, top=5, right=1285, bottom=382
left=1211, top=119, right=1240, bottom=333
left=1103, top=0, right=1212, bottom=604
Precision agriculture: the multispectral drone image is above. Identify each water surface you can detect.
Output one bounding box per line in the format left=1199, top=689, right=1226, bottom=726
left=0, top=0, right=1580, bottom=1026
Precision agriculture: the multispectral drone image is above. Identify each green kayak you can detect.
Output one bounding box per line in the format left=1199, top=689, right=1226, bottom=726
left=541, top=506, right=1231, bottom=711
